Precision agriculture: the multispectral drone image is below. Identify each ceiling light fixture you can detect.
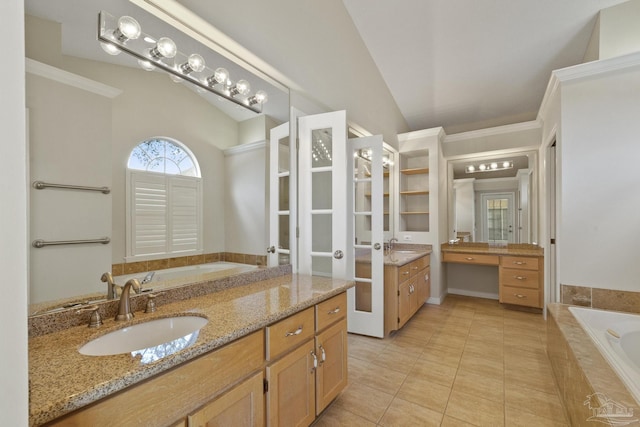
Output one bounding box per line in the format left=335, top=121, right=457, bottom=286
left=97, top=11, right=268, bottom=114
left=465, top=160, right=513, bottom=174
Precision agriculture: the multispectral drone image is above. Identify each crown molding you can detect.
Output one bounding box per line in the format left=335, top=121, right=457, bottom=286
left=25, top=58, right=122, bottom=99
left=443, top=120, right=541, bottom=143
left=398, top=126, right=445, bottom=142
left=553, top=50, right=640, bottom=84
left=223, top=140, right=266, bottom=156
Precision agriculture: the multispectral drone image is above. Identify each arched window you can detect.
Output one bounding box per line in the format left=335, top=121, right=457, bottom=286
left=126, top=138, right=202, bottom=260
left=127, top=137, right=200, bottom=177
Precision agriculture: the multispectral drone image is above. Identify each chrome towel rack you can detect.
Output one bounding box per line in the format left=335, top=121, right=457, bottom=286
left=33, top=181, right=111, bottom=194
left=32, top=237, right=111, bottom=248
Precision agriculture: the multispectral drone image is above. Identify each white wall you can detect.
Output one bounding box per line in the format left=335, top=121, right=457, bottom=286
left=27, top=73, right=112, bottom=303
left=1, top=1, right=28, bottom=424
left=559, top=64, right=640, bottom=291
left=224, top=143, right=268, bottom=256
left=599, top=0, right=640, bottom=59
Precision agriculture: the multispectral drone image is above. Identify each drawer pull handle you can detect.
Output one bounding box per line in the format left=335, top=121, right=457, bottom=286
left=311, top=351, right=318, bottom=371
left=285, top=326, right=303, bottom=337
left=465, top=257, right=474, bottom=261
left=328, top=307, right=341, bottom=315
left=412, top=266, right=419, bottom=270
left=514, top=294, right=527, bottom=299
left=402, top=271, right=410, bottom=275
left=514, top=276, right=527, bottom=280
left=319, top=345, right=326, bottom=364
left=513, top=261, right=526, bottom=265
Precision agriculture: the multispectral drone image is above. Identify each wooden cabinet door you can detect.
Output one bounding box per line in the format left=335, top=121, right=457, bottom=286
left=266, top=340, right=316, bottom=427
left=187, top=372, right=264, bottom=427
left=398, top=277, right=416, bottom=328
left=315, top=319, right=348, bottom=414
left=417, top=266, right=430, bottom=307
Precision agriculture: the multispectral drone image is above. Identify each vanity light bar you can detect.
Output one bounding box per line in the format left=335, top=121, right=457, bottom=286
left=465, top=160, right=513, bottom=174
left=97, top=11, right=267, bottom=114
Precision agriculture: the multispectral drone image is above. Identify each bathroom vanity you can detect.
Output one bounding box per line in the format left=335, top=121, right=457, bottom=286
left=442, top=243, right=544, bottom=309
left=28, top=274, right=353, bottom=426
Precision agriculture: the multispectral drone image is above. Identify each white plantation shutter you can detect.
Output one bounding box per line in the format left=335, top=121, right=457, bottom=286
left=169, top=177, right=201, bottom=253
left=127, top=170, right=202, bottom=258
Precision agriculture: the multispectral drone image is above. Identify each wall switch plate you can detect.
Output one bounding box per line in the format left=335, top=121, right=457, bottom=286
left=403, top=235, right=412, bottom=241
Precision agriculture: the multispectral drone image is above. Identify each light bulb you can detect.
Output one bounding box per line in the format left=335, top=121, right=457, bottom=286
left=138, top=59, right=155, bottom=71
left=247, top=90, right=269, bottom=106
left=230, top=79, right=251, bottom=97
left=179, top=53, right=205, bottom=74
left=467, top=165, right=475, bottom=172
left=114, top=16, right=141, bottom=42
left=100, top=41, right=120, bottom=56
left=479, top=164, right=487, bottom=171
left=206, top=67, right=229, bottom=87
left=503, top=161, right=511, bottom=168
left=490, top=162, right=498, bottom=169
left=149, top=37, right=177, bottom=59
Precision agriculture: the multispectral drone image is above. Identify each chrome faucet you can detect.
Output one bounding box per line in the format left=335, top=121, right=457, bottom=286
left=388, top=238, right=399, bottom=253
left=115, top=278, right=142, bottom=321
left=101, top=272, right=118, bottom=300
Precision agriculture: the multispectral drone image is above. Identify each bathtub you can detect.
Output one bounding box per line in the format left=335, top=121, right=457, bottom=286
left=569, top=306, right=640, bottom=403
left=114, top=262, right=257, bottom=291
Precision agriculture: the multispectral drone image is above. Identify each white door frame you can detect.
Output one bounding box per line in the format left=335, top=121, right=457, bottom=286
left=268, top=122, right=293, bottom=268
left=480, top=192, right=515, bottom=243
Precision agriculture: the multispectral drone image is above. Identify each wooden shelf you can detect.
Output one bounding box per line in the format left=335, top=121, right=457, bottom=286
left=364, top=171, right=390, bottom=178
left=400, top=190, right=429, bottom=195
left=400, top=212, right=429, bottom=215
left=365, top=193, right=390, bottom=197
left=400, top=167, right=429, bottom=175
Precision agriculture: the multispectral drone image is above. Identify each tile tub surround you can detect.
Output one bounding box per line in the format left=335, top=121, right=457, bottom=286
left=29, top=273, right=354, bottom=426
left=561, top=284, right=640, bottom=314
left=111, top=251, right=268, bottom=276
left=546, top=303, right=639, bottom=426
left=29, top=264, right=291, bottom=337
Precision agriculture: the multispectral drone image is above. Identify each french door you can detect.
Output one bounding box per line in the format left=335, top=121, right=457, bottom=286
left=268, top=122, right=294, bottom=267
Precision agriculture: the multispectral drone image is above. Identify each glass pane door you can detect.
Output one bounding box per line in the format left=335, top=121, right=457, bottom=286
left=348, top=135, right=384, bottom=337
left=268, top=122, right=293, bottom=267
left=481, top=192, right=515, bottom=243
left=298, top=111, right=348, bottom=279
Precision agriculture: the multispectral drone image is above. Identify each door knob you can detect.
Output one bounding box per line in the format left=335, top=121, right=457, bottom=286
left=267, top=246, right=276, bottom=254
left=373, top=243, right=381, bottom=250
left=333, top=250, right=344, bottom=259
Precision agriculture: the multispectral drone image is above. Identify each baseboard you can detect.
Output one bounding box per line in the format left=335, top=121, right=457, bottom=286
left=447, top=288, right=499, bottom=300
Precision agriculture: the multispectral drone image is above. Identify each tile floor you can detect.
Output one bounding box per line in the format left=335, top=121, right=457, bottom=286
left=313, top=295, right=568, bottom=426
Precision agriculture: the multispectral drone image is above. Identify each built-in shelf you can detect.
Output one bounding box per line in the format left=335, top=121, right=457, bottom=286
left=400, top=190, right=429, bottom=195
left=365, top=193, right=390, bottom=197
left=400, top=212, right=429, bottom=215
left=364, top=171, right=390, bottom=178
left=400, top=167, right=429, bottom=175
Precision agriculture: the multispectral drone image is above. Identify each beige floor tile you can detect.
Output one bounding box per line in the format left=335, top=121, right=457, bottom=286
left=411, top=359, right=459, bottom=388
left=429, top=332, right=468, bottom=351
left=370, top=347, right=419, bottom=374
left=453, top=368, right=504, bottom=403
left=347, top=356, right=371, bottom=383
left=313, top=403, right=377, bottom=426
left=396, top=373, right=452, bottom=413
left=357, top=361, right=407, bottom=394
left=463, top=339, right=504, bottom=360
left=440, top=414, right=479, bottom=426
left=505, top=365, right=559, bottom=395
left=332, top=382, right=394, bottom=424
left=349, top=336, right=388, bottom=361
left=378, top=397, right=443, bottom=427
left=459, top=352, right=504, bottom=378
left=445, top=389, right=505, bottom=426
left=505, top=404, right=569, bottom=426
left=420, top=346, right=462, bottom=369
left=387, top=334, right=428, bottom=356
left=505, top=385, right=566, bottom=421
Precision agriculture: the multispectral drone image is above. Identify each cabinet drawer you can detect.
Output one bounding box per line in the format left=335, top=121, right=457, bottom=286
left=316, top=292, right=347, bottom=332
left=266, top=307, right=315, bottom=361
left=501, top=256, right=539, bottom=271
left=500, top=286, right=541, bottom=308
left=443, top=252, right=499, bottom=266
left=500, top=268, right=540, bottom=289
left=398, top=264, right=412, bottom=281
left=407, top=256, right=428, bottom=276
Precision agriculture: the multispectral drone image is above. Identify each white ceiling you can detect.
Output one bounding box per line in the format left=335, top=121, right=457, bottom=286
left=342, top=0, right=628, bottom=133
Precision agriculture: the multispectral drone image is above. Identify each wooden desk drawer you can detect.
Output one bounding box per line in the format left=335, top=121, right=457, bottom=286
left=443, top=252, right=499, bottom=266
left=408, top=256, right=429, bottom=276
left=316, top=292, right=347, bottom=332
left=501, top=256, right=539, bottom=271
left=500, top=286, right=541, bottom=308
left=266, top=307, right=314, bottom=361
left=500, top=268, right=540, bottom=289
left=398, top=264, right=412, bottom=281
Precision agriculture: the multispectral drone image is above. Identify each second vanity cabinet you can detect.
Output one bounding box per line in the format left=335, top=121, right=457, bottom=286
left=384, top=254, right=430, bottom=335
left=499, top=255, right=543, bottom=308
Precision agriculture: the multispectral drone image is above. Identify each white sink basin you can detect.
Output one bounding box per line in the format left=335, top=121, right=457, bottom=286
left=79, top=316, right=208, bottom=361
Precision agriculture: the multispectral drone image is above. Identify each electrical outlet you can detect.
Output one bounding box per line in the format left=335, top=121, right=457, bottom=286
left=403, top=235, right=412, bottom=241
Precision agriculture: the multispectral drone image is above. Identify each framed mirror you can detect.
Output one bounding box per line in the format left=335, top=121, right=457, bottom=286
left=26, top=0, right=290, bottom=314
left=447, top=150, right=538, bottom=244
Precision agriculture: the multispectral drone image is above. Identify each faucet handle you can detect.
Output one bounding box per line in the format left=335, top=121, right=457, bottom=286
left=76, top=305, right=103, bottom=328
left=144, top=292, right=165, bottom=313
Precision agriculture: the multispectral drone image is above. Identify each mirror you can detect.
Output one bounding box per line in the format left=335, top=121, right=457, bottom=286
left=25, top=0, right=290, bottom=314
left=448, top=151, right=537, bottom=244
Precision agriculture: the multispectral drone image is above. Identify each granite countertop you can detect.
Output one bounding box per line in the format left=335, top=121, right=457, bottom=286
left=441, top=242, right=543, bottom=257
left=29, top=274, right=354, bottom=426
left=355, top=244, right=432, bottom=267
